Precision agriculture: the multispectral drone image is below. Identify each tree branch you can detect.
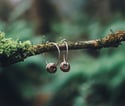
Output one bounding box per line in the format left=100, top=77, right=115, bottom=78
left=1, top=30, right=125, bottom=67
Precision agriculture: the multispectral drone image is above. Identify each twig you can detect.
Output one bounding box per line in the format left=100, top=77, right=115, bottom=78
left=1, top=30, right=125, bottom=67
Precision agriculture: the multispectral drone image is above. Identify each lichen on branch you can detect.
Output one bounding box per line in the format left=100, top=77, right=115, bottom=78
left=0, top=32, right=32, bottom=66
left=0, top=32, right=32, bottom=57
left=0, top=30, right=125, bottom=67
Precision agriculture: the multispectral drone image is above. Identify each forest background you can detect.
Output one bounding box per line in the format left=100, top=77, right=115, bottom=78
left=0, top=0, right=125, bottom=106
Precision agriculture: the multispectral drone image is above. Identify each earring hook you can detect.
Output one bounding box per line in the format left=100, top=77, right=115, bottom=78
left=61, top=39, right=68, bottom=61
left=45, top=42, right=60, bottom=65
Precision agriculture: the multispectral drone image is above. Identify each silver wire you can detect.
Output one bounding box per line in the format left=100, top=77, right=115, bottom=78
left=61, top=39, right=68, bottom=61
left=45, top=42, right=60, bottom=65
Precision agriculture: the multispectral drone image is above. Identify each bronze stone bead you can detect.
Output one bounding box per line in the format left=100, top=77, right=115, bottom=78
left=60, top=61, right=70, bottom=72
left=46, top=63, right=57, bottom=73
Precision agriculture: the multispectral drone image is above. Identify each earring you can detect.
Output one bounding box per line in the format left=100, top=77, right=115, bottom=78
left=60, top=40, right=70, bottom=72
left=45, top=42, right=60, bottom=73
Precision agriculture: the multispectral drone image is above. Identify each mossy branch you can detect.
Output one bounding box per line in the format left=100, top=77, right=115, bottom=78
left=0, top=30, right=125, bottom=67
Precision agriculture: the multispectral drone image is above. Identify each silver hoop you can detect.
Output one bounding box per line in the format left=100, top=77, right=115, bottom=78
left=61, top=39, right=68, bottom=61
left=45, top=42, right=60, bottom=65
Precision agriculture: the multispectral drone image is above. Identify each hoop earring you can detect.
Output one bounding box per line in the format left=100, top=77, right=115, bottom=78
left=45, top=42, right=60, bottom=73
left=60, top=40, right=70, bottom=72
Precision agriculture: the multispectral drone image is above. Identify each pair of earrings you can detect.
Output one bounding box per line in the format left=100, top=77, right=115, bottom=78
left=45, top=40, right=70, bottom=73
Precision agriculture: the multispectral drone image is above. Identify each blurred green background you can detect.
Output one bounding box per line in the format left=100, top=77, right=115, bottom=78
left=0, top=0, right=125, bottom=106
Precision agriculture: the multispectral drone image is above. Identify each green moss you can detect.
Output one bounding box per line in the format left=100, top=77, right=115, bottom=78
left=0, top=32, right=5, bottom=40
left=0, top=31, right=32, bottom=57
